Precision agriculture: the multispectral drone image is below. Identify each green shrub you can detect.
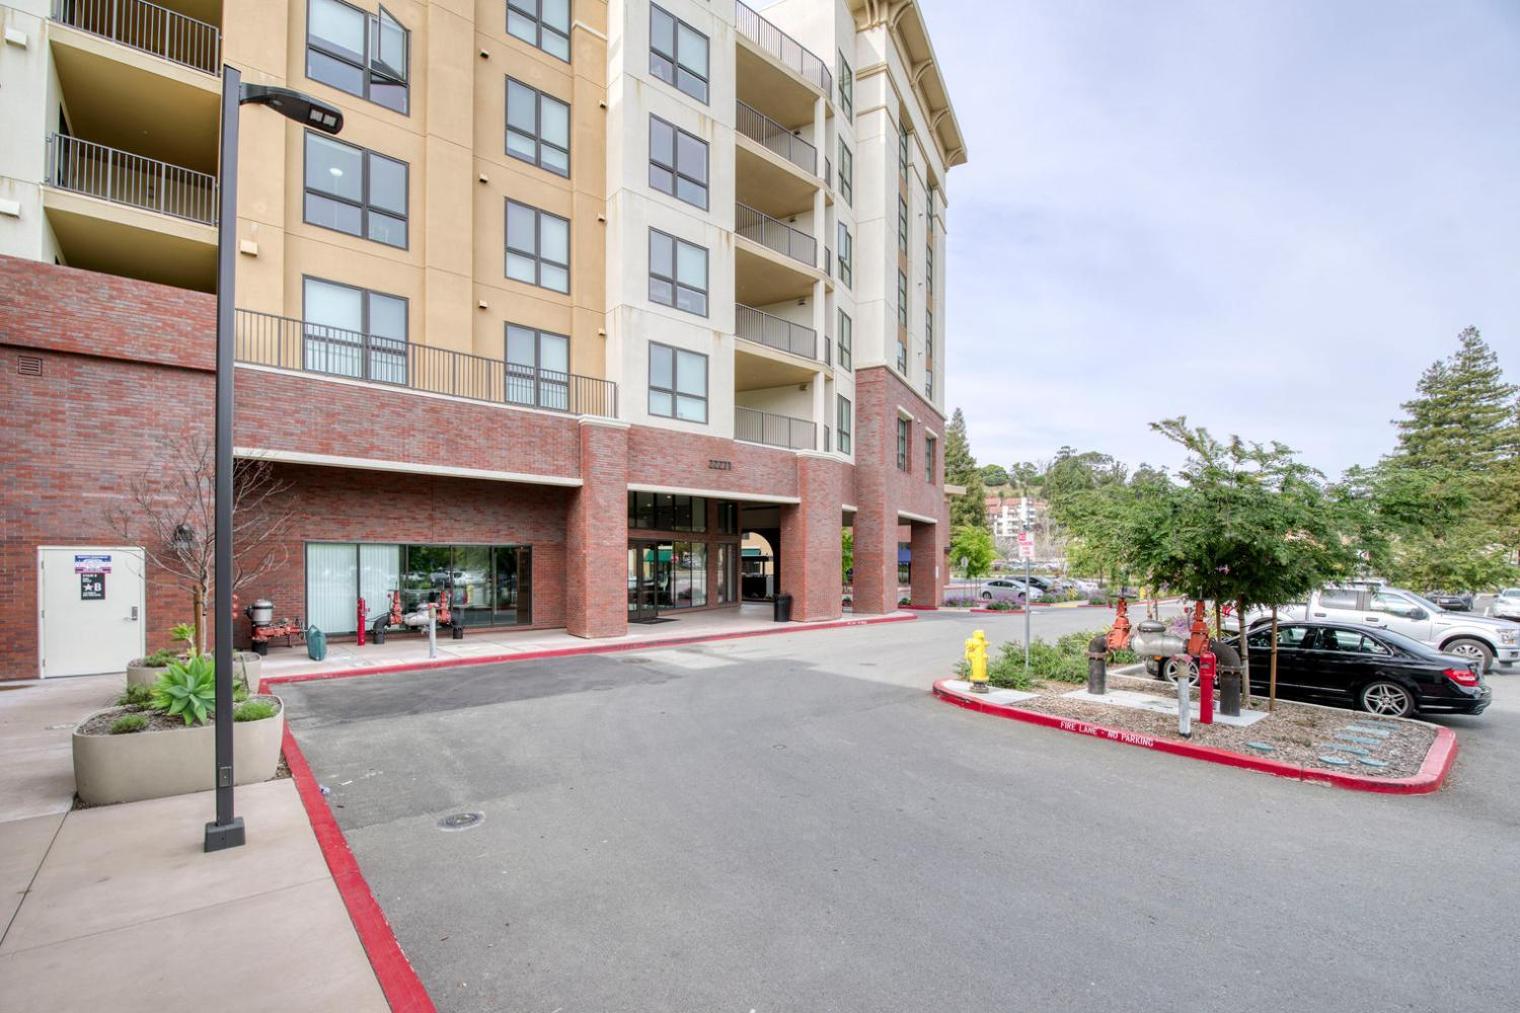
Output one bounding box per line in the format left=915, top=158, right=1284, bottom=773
left=110, top=713, right=149, bottom=734
left=136, top=648, right=180, bottom=668
left=233, top=681, right=249, bottom=703
left=234, top=699, right=277, bottom=722
left=170, top=622, right=198, bottom=657
left=117, top=684, right=155, bottom=710
left=150, top=656, right=217, bottom=726
left=986, top=643, right=1034, bottom=690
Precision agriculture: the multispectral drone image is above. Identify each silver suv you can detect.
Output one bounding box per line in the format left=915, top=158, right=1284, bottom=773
left=1281, top=586, right=1519, bottom=672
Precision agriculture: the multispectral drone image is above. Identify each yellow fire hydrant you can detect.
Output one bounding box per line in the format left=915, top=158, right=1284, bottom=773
left=965, top=629, right=989, bottom=693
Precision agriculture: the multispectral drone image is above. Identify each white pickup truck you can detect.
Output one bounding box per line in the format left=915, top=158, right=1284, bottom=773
left=1269, top=586, right=1520, bottom=672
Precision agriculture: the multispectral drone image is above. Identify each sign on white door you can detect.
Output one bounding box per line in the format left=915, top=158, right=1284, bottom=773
left=38, top=547, right=145, bottom=678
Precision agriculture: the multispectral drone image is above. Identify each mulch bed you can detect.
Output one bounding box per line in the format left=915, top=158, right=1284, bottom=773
left=77, top=695, right=283, bottom=736
left=1001, top=674, right=1436, bottom=778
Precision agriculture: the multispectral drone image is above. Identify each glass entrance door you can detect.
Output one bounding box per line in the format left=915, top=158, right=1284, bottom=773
left=628, top=543, right=659, bottom=621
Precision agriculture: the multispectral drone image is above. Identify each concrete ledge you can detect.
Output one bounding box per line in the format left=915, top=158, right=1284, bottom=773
left=931, top=679, right=1458, bottom=795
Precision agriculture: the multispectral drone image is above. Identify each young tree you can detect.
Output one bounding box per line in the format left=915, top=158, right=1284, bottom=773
left=943, top=408, right=988, bottom=530
left=107, top=437, right=296, bottom=653
left=840, top=529, right=854, bottom=583
left=980, top=464, right=1010, bottom=489
left=950, top=524, right=996, bottom=580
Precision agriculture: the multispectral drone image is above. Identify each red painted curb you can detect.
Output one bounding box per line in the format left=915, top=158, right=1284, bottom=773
left=931, top=679, right=1457, bottom=795
left=899, top=604, right=939, bottom=611
left=969, top=608, right=1025, bottom=615
left=263, top=613, right=916, bottom=688
left=282, top=726, right=436, bottom=1013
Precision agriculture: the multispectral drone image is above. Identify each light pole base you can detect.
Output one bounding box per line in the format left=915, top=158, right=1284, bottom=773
left=204, top=817, right=246, bottom=853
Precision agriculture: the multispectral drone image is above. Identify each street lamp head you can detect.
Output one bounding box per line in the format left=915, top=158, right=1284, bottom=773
left=238, top=83, right=343, bottom=135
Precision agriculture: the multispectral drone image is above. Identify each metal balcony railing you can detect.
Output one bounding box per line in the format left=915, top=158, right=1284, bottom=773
left=735, top=203, right=816, bottom=266
left=733, top=0, right=832, bottom=97
left=235, top=310, right=619, bottom=418
left=735, top=101, right=816, bottom=175
left=736, top=303, right=817, bottom=360
left=45, top=133, right=218, bottom=224
left=51, top=0, right=221, bottom=75
left=735, top=406, right=816, bottom=451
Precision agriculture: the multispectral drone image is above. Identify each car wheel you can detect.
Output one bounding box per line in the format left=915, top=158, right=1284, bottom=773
left=1161, top=657, right=1199, bottom=686
left=980, top=591, right=993, bottom=601
left=1443, top=637, right=1494, bottom=673
left=1359, top=681, right=1415, bottom=717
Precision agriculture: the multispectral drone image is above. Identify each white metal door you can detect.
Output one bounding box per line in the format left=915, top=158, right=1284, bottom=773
left=38, top=547, right=146, bottom=678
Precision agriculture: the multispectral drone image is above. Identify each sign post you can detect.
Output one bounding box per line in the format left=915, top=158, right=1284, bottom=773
left=1018, top=528, right=1034, bottom=673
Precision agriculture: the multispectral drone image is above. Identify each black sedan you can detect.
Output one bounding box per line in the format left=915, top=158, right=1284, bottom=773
left=1238, top=621, right=1490, bottom=717
left=1426, top=590, right=1475, bottom=611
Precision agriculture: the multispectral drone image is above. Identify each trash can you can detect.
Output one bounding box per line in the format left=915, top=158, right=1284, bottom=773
left=773, top=594, right=793, bottom=623
left=306, top=626, right=327, bottom=661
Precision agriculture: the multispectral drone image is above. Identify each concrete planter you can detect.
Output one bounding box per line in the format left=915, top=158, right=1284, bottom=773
left=72, top=697, right=285, bottom=806
left=125, top=662, right=170, bottom=688
left=235, top=651, right=264, bottom=693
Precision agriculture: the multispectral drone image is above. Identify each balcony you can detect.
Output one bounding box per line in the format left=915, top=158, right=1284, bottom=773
left=733, top=0, right=832, bottom=97
left=235, top=310, right=619, bottom=418
left=735, top=406, right=816, bottom=451
left=735, top=101, right=816, bottom=175
left=51, top=0, right=222, bottom=76
left=735, top=203, right=815, bottom=266
left=736, top=303, right=817, bottom=360
left=47, top=133, right=217, bottom=224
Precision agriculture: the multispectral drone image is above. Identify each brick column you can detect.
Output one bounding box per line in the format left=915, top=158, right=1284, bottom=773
left=909, top=520, right=941, bottom=608
left=779, top=452, right=843, bottom=621
left=851, top=501, right=896, bottom=615
left=565, top=418, right=629, bottom=638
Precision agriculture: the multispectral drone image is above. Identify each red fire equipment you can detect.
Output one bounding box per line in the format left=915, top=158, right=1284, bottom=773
left=356, top=596, right=367, bottom=647
left=1199, top=650, right=1216, bottom=725
left=1185, top=600, right=1210, bottom=657
left=1106, top=597, right=1132, bottom=652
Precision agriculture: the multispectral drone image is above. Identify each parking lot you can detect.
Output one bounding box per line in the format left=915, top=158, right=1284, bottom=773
left=284, top=611, right=1520, bottom=1013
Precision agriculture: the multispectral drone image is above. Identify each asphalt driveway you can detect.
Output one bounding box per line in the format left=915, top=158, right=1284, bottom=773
left=283, top=612, right=1520, bottom=1013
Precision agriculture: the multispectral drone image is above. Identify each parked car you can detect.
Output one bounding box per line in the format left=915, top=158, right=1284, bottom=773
left=1488, top=588, right=1520, bottom=623
left=1236, top=621, right=1490, bottom=717
left=1426, top=590, right=1474, bottom=612
left=977, top=579, right=1038, bottom=604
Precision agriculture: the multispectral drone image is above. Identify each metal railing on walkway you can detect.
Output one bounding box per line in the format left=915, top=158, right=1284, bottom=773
left=733, top=0, right=832, bottom=97
left=735, top=101, right=817, bottom=175
left=735, top=406, right=816, bottom=451
left=45, top=133, right=218, bottom=224
left=735, top=203, right=816, bottom=266
left=736, top=303, right=817, bottom=360
left=51, top=0, right=221, bottom=75
left=235, top=309, right=619, bottom=418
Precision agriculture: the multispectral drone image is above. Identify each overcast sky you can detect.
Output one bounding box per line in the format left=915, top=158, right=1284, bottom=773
left=915, top=0, right=1519, bottom=479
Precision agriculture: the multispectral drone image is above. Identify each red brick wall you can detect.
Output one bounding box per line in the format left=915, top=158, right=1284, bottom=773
left=779, top=455, right=847, bottom=621
left=566, top=421, right=629, bottom=638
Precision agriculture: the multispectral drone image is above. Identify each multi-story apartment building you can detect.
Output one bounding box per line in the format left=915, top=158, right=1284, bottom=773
left=0, top=0, right=966, bottom=678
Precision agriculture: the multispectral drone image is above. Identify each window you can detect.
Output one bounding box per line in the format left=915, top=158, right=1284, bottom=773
left=507, top=79, right=570, bottom=176
left=650, top=4, right=709, bottom=103
left=1251, top=625, right=1313, bottom=651
left=308, top=542, right=532, bottom=632
left=649, top=116, right=708, bottom=208
left=717, top=501, right=738, bottom=535
left=925, top=366, right=934, bottom=399
left=836, top=395, right=852, bottom=454
left=925, top=434, right=936, bottom=482
left=307, top=0, right=409, bottom=113
left=504, top=324, right=570, bottom=410
left=897, top=269, right=908, bottom=327
left=837, top=51, right=852, bottom=119
left=302, top=277, right=407, bottom=383
left=649, top=341, right=708, bottom=422
left=505, top=200, right=569, bottom=292
left=1371, top=592, right=1427, bottom=620
left=899, top=122, right=910, bottom=179
left=837, top=308, right=852, bottom=371
left=717, top=543, right=738, bottom=604
left=837, top=138, right=852, bottom=205
left=897, top=338, right=908, bottom=372
left=507, top=0, right=570, bottom=61
left=897, top=195, right=909, bottom=254
left=1315, top=629, right=1391, bottom=655
left=1318, top=588, right=1361, bottom=610
left=896, top=417, right=910, bottom=471
left=628, top=492, right=708, bottom=532
left=649, top=229, right=708, bottom=315
left=836, top=222, right=852, bottom=287
left=926, top=308, right=933, bottom=348
left=926, top=240, right=935, bottom=300
left=304, top=133, right=408, bottom=248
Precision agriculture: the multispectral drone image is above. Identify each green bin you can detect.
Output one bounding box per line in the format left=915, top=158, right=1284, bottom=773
left=306, top=626, right=327, bottom=661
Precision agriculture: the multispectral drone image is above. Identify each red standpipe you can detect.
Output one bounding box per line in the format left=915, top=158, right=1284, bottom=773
left=1199, top=650, right=1216, bottom=725
left=356, top=596, right=367, bottom=647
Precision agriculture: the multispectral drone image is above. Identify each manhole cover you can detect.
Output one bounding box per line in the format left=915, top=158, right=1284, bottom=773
left=438, top=812, right=484, bottom=831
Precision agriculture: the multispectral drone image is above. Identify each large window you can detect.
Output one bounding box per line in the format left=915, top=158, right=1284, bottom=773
left=897, top=417, right=910, bottom=471
left=304, top=132, right=408, bottom=248
left=506, top=200, right=570, bottom=292
left=717, top=543, right=738, bottom=604
left=306, top=542, right=532, bottom=633
left=649, top=229, right=708, bottom=315
left=302, top=277, right=407, bottom=383
left=837, top=308, right=852, bottom=371
left=504, top=323, right=569, bottom=410
left=897, top=269, right=909, bottom=327
left=648, top=341, right=708, bottom=422
left=650, top=4, right=708, bottom=103
left=837, top=395, right=852, bottom=454
left=837, top=138, right=853, bottom=205
left=306, top=0, right=409, bottom=113
left=649, top=116, right=708, bottom=208
left=899, top=122, right=911, bottom=179
left=836, top=222, right=852, bottom=287
left=628, top=492, right=708, bottom=532
left=507, top=0, right=570, bottom=61
left=925, top=434, right=936, bottom=482
left=507, top=78, right=570, bottom=177
left=898, top=195, right=909, bottom=254
left=838, top=51, right=853, bottom=119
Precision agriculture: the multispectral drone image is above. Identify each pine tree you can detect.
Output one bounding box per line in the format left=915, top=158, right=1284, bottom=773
left=943, top=408, right=987, bottom=530
left=1392, top=327, right=1516, bottom=472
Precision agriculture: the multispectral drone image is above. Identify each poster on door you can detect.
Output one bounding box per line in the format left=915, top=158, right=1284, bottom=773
left=80, top=573, right=105, bottom=600
left=74, top=553, right=112, bottom=573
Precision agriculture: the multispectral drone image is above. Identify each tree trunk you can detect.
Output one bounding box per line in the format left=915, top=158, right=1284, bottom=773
left=193, top=585, right=206, bottom=656
left=1268, top=606, right=1279, bottom=713
left=1237, top=596, right=1251, bottom=708
left=1212, top=600, right=1222, bottom=640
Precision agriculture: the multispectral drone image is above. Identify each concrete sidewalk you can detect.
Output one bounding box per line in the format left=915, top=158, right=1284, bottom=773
left=0, top=677, right=388, bottom=1012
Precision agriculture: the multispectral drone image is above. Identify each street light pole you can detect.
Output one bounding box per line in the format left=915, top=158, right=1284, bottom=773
left=204, top=66, right=342, bottom=854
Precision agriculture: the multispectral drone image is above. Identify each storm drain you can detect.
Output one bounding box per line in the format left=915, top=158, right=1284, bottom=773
left=437, top=811, right=485, bottom=831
